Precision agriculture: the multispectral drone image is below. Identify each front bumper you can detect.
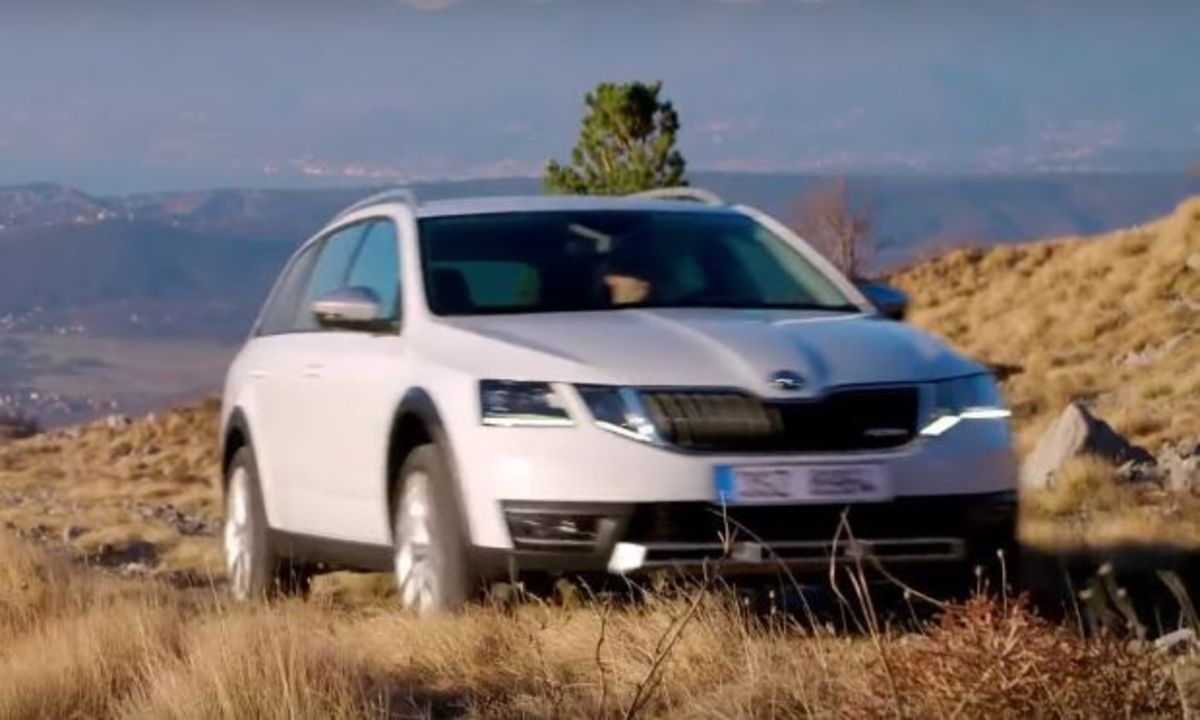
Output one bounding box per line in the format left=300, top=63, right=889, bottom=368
left=475, top=491, right=1018, bottom=577
left=453, top=410, right=1018, bottom=557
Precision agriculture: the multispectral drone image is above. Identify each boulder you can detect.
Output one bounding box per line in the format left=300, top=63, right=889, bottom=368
left=1020, top=403, right=1154, bottom=490
left=1158, top=441, right=1200, bottom=495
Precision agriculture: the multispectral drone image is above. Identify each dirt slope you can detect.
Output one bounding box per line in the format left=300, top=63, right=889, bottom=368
left=893, top=196, right=1200, bottom=454
left=0, top=401, right=221, bottom=579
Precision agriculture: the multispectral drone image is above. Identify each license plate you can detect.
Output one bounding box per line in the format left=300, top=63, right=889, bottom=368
left=714, top=464, right=892, bottom=505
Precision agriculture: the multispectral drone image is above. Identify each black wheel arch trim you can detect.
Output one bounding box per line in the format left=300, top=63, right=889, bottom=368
left=390, top=387, right=473, bottom=546
left=221, top=407, right=254, bottom=489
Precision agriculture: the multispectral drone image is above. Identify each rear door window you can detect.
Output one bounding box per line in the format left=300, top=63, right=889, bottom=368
left=257, top=243, right=319, bottom=336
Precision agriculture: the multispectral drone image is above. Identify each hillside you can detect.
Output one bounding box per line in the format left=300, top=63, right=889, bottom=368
left=0, top=198, right=1197, bottom=572
left=893, top=195, right=1200, bottom=455
left=0, top=221, right=289, bottom=337
left=0, top=402, right=221, bottom=579
left=0, top=200, right=1197, bottom=717
left=1, top=173, right=1198, bottom=333
left=0, top=183, right=116, bottom=229
left=895, top=197, right=1200, bottom=549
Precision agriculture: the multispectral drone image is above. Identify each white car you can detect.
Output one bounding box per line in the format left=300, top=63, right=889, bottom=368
left=220, top=188, right=1018, bottom=613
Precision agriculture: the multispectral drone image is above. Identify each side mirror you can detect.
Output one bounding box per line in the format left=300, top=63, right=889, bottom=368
left=857, top=282, right=909, bottom=321
left=311, top=286, right=389, bottom=331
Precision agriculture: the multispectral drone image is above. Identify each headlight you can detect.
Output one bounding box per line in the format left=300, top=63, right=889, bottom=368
left=921, top=374, right=1010, bottom=436
left=479, top=380, right=573, bottom=427
left=576, top=385, right=661, bottom=444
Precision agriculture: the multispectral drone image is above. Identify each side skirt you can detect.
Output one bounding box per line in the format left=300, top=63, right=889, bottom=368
left=267, top=529, right=394, bottom=572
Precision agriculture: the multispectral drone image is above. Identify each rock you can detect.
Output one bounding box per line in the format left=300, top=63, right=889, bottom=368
left=1020, top=403, right=1154, bottom=490
left=1156, top=628, right=1197, bottom=654
left=1116, top=459, right=1161, bottom=484
left=118, top=562, right=154, bottom=578
left=93, top=540, right=158, bottom=568
left=21, top=524, right=51, bottom=543
left=133, top=502, right=216, bottom=536
left=1158, top=441, right=1200, bottom=495
left=62, top=525, right=87, bottom=543
left=103, top=414, right=131, bottom=430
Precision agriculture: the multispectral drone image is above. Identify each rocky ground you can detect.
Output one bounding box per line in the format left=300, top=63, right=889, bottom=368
left=0, top=401, right=221, bottom=582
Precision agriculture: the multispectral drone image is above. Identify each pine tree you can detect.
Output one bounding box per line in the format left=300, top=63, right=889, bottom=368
left=545, top=81, right=687, bottom=195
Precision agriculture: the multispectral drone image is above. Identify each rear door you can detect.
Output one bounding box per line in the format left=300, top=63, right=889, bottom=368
left=236, top=242, right=322, bottom=529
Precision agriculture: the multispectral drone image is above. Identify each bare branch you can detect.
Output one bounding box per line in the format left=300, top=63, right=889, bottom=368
left=792, top=177, right=875, bottom=280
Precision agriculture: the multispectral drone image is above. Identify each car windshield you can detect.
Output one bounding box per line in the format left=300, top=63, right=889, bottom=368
left=418, top=210, right=856, bottom=316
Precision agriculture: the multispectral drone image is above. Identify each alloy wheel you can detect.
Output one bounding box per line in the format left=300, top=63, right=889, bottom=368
left=395, top=471, right=439, bottom=614
left=224, top=465, right=255, bottom=601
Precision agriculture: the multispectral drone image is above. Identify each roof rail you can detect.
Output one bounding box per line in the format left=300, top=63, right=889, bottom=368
left=628, top=187, right=725, bottom=206
left=334, top=187, right=418, bottom=221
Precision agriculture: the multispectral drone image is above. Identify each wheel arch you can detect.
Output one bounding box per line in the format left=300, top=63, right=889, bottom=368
left=220, top=408, right=253, bottom=495
left=386, top=388, right=469, bottom=542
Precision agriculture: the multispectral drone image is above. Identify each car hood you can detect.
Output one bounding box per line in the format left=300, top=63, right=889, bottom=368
left=426, top=309, right=984, bottom=396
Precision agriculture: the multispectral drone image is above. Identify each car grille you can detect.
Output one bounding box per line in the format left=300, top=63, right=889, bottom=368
left=639, top=387, right=919, bottom=453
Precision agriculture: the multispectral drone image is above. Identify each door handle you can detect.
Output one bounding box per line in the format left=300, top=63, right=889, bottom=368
left=302, top=364, right=324, bottom=379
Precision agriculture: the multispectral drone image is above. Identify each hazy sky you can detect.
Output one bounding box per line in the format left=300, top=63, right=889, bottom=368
left=2, top=0, right=1198, bottom=192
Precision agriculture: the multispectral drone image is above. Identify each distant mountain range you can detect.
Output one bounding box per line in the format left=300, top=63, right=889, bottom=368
left=1, top=172, right=1198, bottom=341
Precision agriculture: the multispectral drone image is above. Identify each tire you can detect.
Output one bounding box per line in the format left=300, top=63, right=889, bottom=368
left=223, top=446, right=310, bottom=601
left=392, top=444, right=473, bottom=615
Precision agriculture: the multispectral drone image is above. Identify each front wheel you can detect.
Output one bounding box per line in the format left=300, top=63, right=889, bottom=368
left=392, top=445, right=473, bottom=615
left=223, top=446, right=309, bottom=601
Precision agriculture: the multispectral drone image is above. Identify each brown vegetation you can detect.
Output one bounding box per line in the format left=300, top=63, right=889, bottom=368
left=0, top=532, right=1185, bottom=719
left=892, top=196, right=1200, bottom=454
left=892, top=196, right=1200, bottom=549
left=0, top=401, right=222, bottom=579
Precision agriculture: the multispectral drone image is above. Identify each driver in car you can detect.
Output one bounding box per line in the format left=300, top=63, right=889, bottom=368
left=601, top=247, right=655, bottom=306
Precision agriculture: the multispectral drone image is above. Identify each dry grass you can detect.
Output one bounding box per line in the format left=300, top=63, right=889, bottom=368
left=1020, top=455, right=1200, bottom=550
left=0, top=400, right=222, bottom=578
left=892, top=196, right=1200, bottom=455
left=0, top=532, right=1185, bottom=719
left=893, top=197, right=1200, bottom=550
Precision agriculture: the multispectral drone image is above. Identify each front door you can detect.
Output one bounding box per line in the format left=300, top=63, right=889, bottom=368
left=289, top=219, right=405, bottom=545
left=266, top=220, right=373, bottom=538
